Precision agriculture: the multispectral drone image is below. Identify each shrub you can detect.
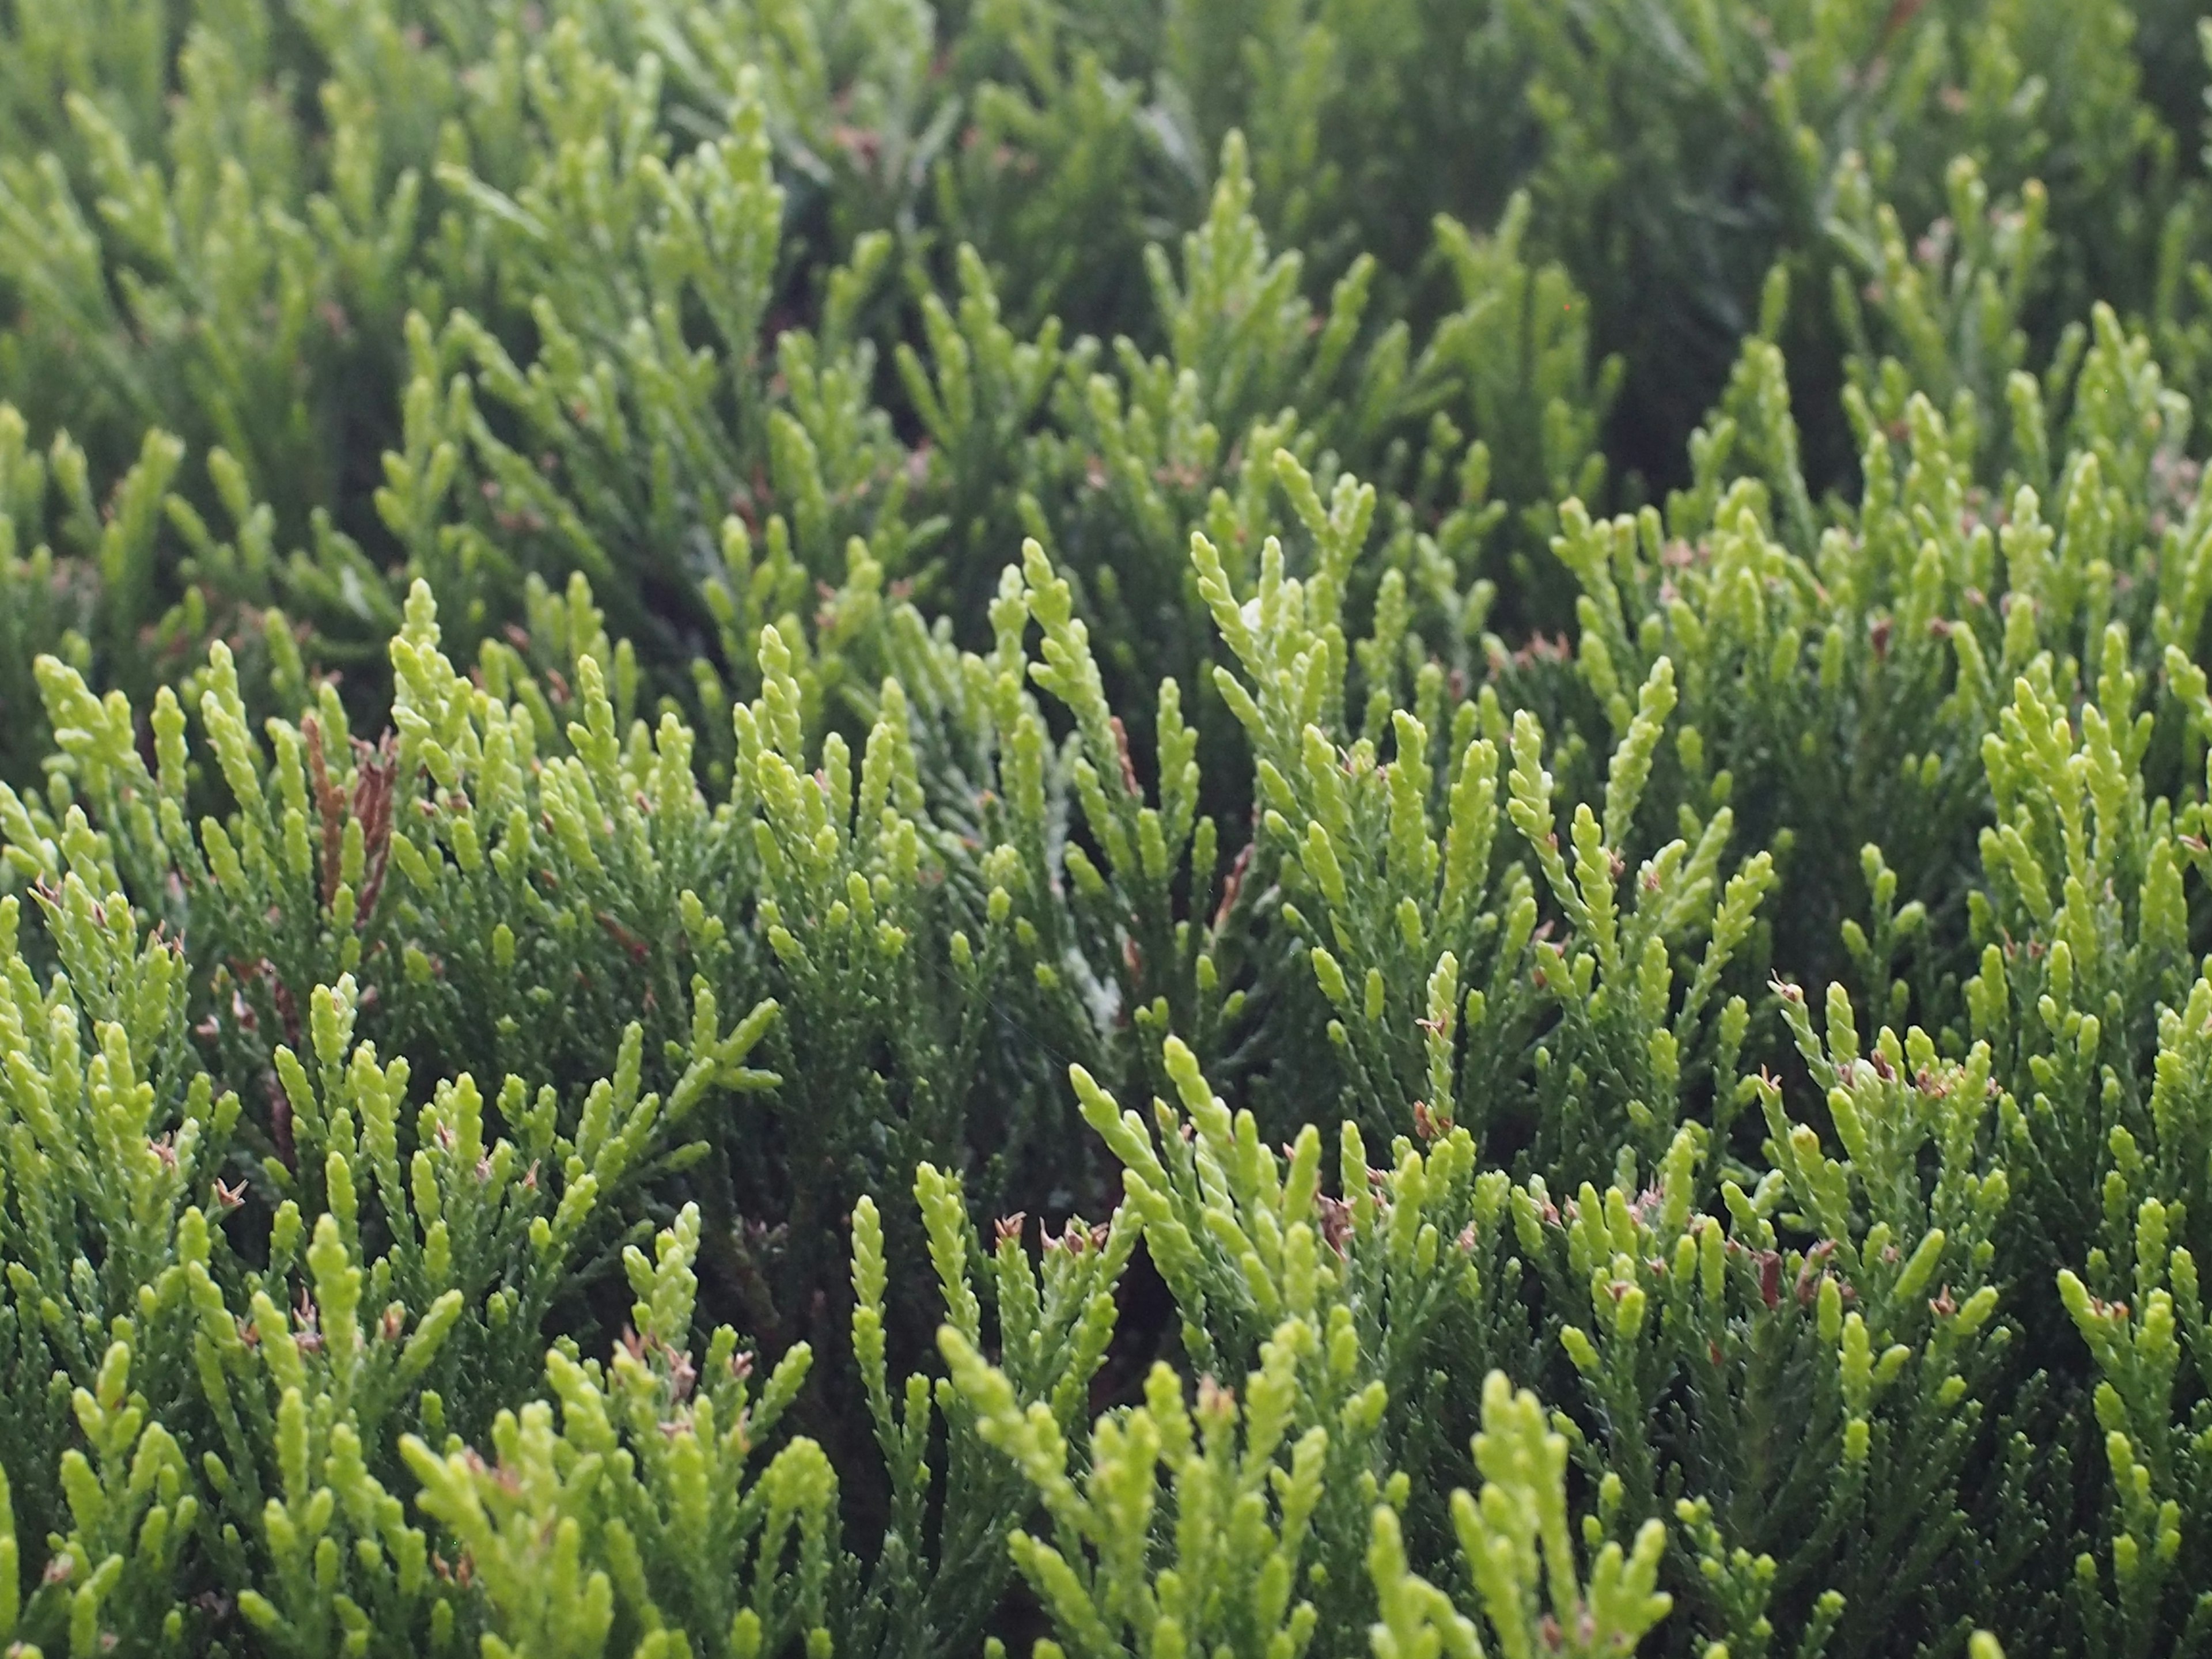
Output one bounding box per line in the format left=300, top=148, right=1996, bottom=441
left=5, top=1, right=2212, bottom=1656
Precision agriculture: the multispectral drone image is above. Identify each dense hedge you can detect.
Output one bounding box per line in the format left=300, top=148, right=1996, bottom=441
left=5, top=2, right=2212, bottom=1655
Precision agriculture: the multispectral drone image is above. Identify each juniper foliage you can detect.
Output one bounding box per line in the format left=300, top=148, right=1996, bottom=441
left=5, top=1, right=2212, bottom=1656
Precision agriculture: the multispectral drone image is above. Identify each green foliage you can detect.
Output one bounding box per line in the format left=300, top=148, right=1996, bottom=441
left=6, top=2, right=2212, bottom=1657
left=1368, top=1372, right=1673, bottom=1659
left=403, top=1200, right=839, bottom=1659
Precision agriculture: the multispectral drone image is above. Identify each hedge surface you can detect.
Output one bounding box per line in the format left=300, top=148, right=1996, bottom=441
left=3, top=2, right=2212, bottom=1656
